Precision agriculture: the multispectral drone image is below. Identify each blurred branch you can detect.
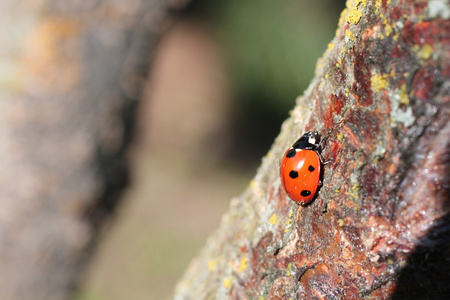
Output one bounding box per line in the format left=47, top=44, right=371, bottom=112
left=0, top=0, right=188, bottom=299
left=175, top=0, right=450, bottom=298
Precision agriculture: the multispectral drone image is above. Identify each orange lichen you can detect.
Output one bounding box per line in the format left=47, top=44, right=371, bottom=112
left=21, top=16, right=82, bottom=92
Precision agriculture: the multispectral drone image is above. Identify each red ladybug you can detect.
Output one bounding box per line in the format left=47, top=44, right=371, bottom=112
left=280, top=131, right=329, bottom=205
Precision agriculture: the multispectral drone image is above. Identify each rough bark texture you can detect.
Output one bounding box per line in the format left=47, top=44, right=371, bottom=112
left=0, top=1, right=187, bottom=299
left=175, top=0, right=450, bottom=299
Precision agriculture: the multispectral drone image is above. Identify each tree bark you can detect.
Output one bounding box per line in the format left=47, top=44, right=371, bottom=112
left=0, top=1, right=187, bottom=299
left=175, top=0, right=450, bottom=299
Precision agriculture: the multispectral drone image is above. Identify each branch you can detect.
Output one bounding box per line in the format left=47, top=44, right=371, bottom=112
left=0, top=1, right=187, bottom=299
left=175, top=0, right=450, bottom=298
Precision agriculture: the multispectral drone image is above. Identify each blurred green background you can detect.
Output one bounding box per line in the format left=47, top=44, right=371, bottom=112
left=188, top=0, right=345, bottom=164
left=75, top=0, right=345, bottom=299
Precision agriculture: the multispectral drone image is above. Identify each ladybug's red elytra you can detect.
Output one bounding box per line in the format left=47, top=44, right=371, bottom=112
left=280, top=131, right=329, bottom=205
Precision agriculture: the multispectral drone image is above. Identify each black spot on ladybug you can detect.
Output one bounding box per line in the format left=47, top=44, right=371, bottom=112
left=308, top=165, right=315, bottom=172
left=301, top=190, right=311, bottom=197
left=289, top=170, right=298, bottom=179
left=286, top=149, right=296, bottom=158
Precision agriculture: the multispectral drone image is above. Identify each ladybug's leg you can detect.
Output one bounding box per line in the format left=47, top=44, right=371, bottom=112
left=317, top=152, right=332, bottom=165
left=318, top=130, right=332, bottom=165
left=318, top=130, right=332, bottom=151
left=322, top=157, right=333, bottom=165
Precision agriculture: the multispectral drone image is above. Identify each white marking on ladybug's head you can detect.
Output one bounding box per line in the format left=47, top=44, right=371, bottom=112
left=308, top=135, right=317, bottom=145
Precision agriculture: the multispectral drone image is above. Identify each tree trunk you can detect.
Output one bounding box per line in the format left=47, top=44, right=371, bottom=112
left=0, top=1, right=186, bottom=299
left=175, top=0, right=450, bottom=299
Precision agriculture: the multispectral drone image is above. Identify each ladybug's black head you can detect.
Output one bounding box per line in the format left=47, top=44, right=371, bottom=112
left=291, top=131, right=320, bottom=150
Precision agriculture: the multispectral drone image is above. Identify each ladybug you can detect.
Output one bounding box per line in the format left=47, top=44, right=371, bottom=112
left=280, top=131, right=329, bottom=205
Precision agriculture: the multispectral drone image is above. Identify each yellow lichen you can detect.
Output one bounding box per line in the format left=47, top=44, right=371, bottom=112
left=328, top=42, right=335, bottom=51
left=400, top=83, right=410, bottom=105
left=284, top=213, right=293, bottom=232
left=223, top=277, right=232, bottom=289
left=349, top=0, right=366, bottom=8
left=384, top=23, right=393, bottom=37
left=269, top=213, right=277, bottom=225
left=208, top=260, right=218, bottom=271
left=286, top=263, right=295, bottom=276
left=380, top=17, right=394, bottom=40
left=418, top=44, right=434, bottom=60
left=237, top=257, right=248, bottom=272
left=346, top=29, right=353, bottom=39
left=350, top=183, right=360, bottom=199
left=354, top=0, right=367, bottom=7
left=375, top=0, right=382, bottom=12
left=393, top=32, right=400, bottom=41
left=371, top=73, right=389, bottom=92
left=346, top=8, right=363, bottom=24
